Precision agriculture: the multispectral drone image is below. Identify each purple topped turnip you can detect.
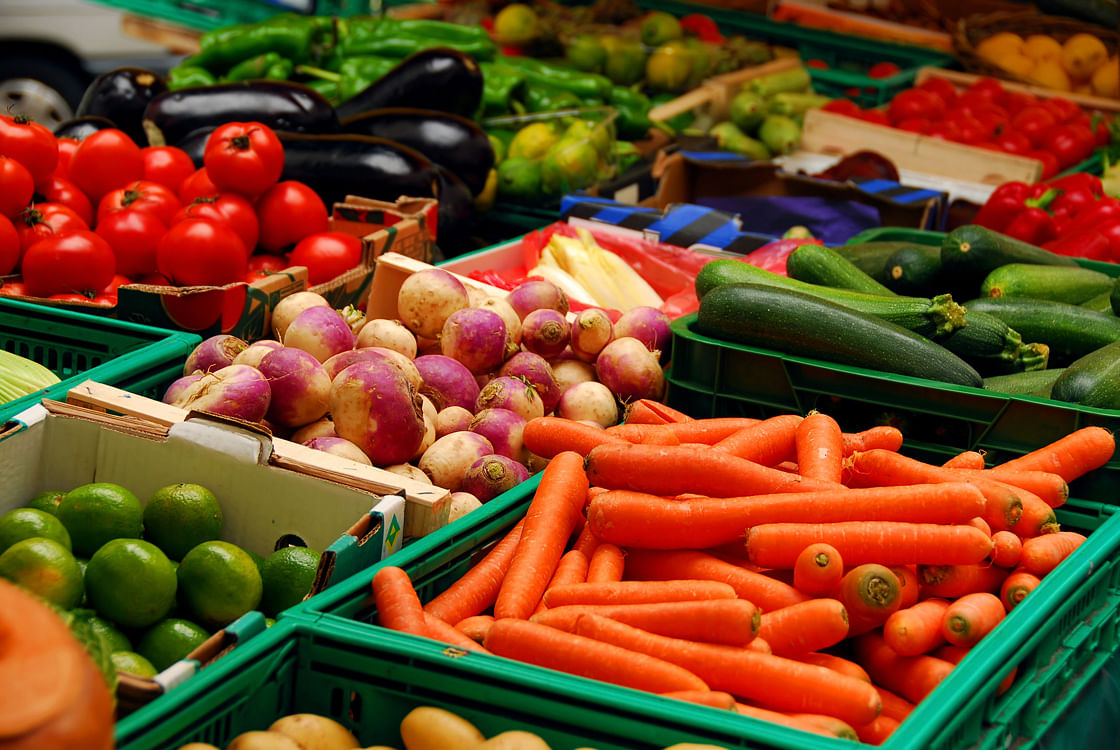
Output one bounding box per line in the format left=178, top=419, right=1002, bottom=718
left=460, top=454, right=530, bottom=503
left=168, top=364, right=271, bottom=423
left=271, top=291, right=329, bottom=339
left=476, top=375, right=544, bottom=422
left=507, top=279, right=569, bottom=320
left=477, top=296, right=522, bottom=344
left=397, top=268, right=470, bottom=339
left=557, top=380, right=619, bottom=428
left=356, top=318, right=417, bottom=358
left=303, top=436, right=373, bottom=466
left=163, top=373, right=204, bottom=405
left=414, top=354, right=480, bottom=412
left=440, top=307, right=511, bottom=375
left=435, top=405, right=474, bottom=438
left=499, top=352, right=560, bottom=415
left=384, top=463, right=432, bottom=484
left=570, top=308, right=614, bottom=362
left=521, top=308, right=571, bottom=359
left=595, top=337, right=665, bottom=402
left=368, top=347, right=422, bottom=390
left=258, top=346, right=332, bottom=428
left=233, top=340, right=284, bottom=369
left=284, top=306, right=356, bottom=363
left=614, top=306, right=671, bottom=361
left=418, top=431, right=494, bottom=491
left=468, top=408, right=528, bottom=464
left=290, top=418, right=335, bottom=443
left=449, top=492, right=483, bottom=522
left=184, top=334, right=248, bottom=376
left=323, top=348, right=384, bottom=382
left=329, top=358, right=426, bottom=466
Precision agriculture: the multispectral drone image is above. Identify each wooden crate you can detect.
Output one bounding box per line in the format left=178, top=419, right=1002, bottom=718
left=915, top=66, right=1120, bottom=114
left=647, top=57, right=803, bottom=125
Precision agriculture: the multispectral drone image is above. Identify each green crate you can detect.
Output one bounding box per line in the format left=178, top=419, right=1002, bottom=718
left=0, top=297, right=201, bottom=423
left=86, top=0, right=370, bottom=32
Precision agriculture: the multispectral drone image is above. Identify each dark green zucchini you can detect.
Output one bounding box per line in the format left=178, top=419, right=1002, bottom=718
left=963, top=297, right=1120, bottom=366
left=1080, top=290, right=1115, bottom=314
left=882, top=244, right=944, bottom=297
left=786, top=243, right=895, bottom=295
left=833, top=241, right=921, bottom=278
left=695, top=283, right=983, bottom=387
left=1111, top=278, right=1120, bottom=316
left=979, top=263, right=1115, bottom=304
left=941, top=224, right=1078, bottom=293
left=940, top=310, right=1025, bottom=376
left=983, top=368, right=1067, bottom=397
left=1051, top=340, right=1120, bottom=408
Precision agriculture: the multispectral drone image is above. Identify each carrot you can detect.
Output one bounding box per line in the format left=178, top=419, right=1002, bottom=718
left=570, top=519, right=599, bottom=558
left=789, top=714, right=862, bottom=742
left=585, top=543, right=626, bottom=583
left=454, top=614, right=494, bottom=644
left=852, top=631, right=955, bottom=705
left=967, top=516, right=992, bottom=536
left=662, top=417, right=762, bottom=444
left=787, top=652, right=870, bottom=683
left=734, top=703, right=852, bottom=739
left=482, top=617, right=709, bottom=694
left=873, top=685, right=915, bottom=721
left=990, top=530, right=1022, bottom=568
left=424, top=519, right=525, bottom=624
left=572, top=614, right=883, bottom=726
left=713, top=414, right=803, bottom=465
left=532, top=548, right=590, bottom=615
left=1000, top=569, right=1041, bottom=612
left=889, top=565, right=920, bottom=609
left=522, top=417, right=625, bottom=458
left=941, top=592, right=1006, bottom=647
left=757, top=598, right=849, bottom=656
left=745, top=521, right=994, bottom=568
left=1011, top=485, right=1061, bottom=537
left=624, top=399, right=694, bottom=425
left=932, top=644, right=1018, bottom=695
left=494, top=452, right=588, bottom=620
left=624, top=549, right=809, bottom=611
left=796, top=412, right=844, bottom=483
left=372, top=566, right=427, bottom=636
left=793, top=542, right=843, bottom=596
left=950, top=468, right=1068, bottom=508
left=835, top=563, right=902, bottom=634
left=586, top=442, right=844, bottom=497
left=854, top=714, right=900, bottom=746
left=774, top=460, right=800, bottom=473
left=530, top=598, right=760, bottom=646
left=989, top=426, right=1115, bottom=483
left=883, top=598, right=950, bottom=656
left=659, top=690, right=737, bottom=710
left=841, top=425, right=904, bottom=455
left=423, top=612, right=490, bottom=653
left=1019, top=531, right=1087, bottom=575
left=747, top=637, right=772, bottom=654
left=941, top=450, right=986, bottom=469
left=604, top=423, right=681, bottom=445
left=542, top=579, right=738, bottom=608
left=918, top=564, right=1009, bottom=599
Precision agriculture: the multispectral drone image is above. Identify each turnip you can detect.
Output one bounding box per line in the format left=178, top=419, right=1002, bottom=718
left=477, top=296, right=522, bottom=344
left=169, top=364, right=271, bottom=423
left=383, top=463, right=432, bottom=484
left=440, top=307, right=511, bottom=376
left=551, top=358, right=597, bottom=396
left=355, top=318, right=417, bottom=359
left=303, top=436, right=373, bottom=466
left=418, top=431, right=494, bottom=491
left=413, top=414, right=436, bottom=461
left=272, top=291, right=330, bottom=339
left=499, top=352, right=560, bottom=414
left=476, top=376, right=544, bottom=422
left=614, top=306, right=671, bottom=361
left=435, top=406, right=473, bottom=438
left=397, top=268, right=470, bottom=339
left=290, top=418, right=335, bottom=443
left=284, top=306, right=356, bottom=363
left=556, top=381, right=619, bottom=428
left=468, top=408, right=528, bottom=464
left=507, top=279, right=569, bottom=320
left=414, top=354, right=479, bottom=412
left=233, top=340, right=284, bottom=369
left=163, top=373, right=203, bottom=404
left=595, top=337, right=665, bottom=402
left=368, top=347, right=422, bottom=390
left=258, top=347, right=331, bottom=428
left=521, top=309, right=571, bottom=359
left=570, top=308, right=614, bottom=362
left=419, top=395, right=438, bottom=426
left=329, top=359, right=426, bottom=466
left=448, top=492, right=482, bottom=522
left=460, top=454, right=530, bottom=503
left=339, top=304, right=365, bottom=334
left=323, top=348, right=384, bottom=382
left=184, top=334, right=248, bottom=376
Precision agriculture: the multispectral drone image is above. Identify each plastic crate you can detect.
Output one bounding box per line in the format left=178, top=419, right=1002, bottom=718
left=86, top=0, right=370, bottom=32
left=0, top=297, right=201, bottom=424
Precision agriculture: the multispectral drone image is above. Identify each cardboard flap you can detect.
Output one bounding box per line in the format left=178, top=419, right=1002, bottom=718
left=167, top=418, right=274, bottom=466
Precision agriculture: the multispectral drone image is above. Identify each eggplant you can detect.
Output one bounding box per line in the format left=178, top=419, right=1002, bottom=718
left=340, top=108, right=494, bottom=196
left=176, top=128, right=212, bottom=168
left=53, top=115, right=118, bottom=140
left=143, top=81, right=339, bottom=148
left=75, top=67, right=167, bottom=147
left=434, top=167, right=477, bottom=257
left=335, top=47, right=484, bottom=121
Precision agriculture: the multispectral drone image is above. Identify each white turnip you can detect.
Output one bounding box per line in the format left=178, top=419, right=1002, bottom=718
left=475, top=376, right=544, bottom=422
left=283, top=306, right=356, bottom=363
left=614, top=306, right=671, bottom=361
left=551, top=358, right=596, bottom=396
left=557, top=381, right=619, bottom=428
left=184, top=334, right=248, bottom=376
left=290, top=418, right=335, bottom=443
left=435, top=406, right=474, bottom=438
left=477, top=296, right=522, bottom=344
left=329, top=359, right=426, bottom=466
left=355, top=318, right=417, bottom=359
left=570, top=308, right=614, bottom=362
left=418, top=431, right=494, bottom=491
left=595, top=337, right=665, bottom=402
left=468, top=408, right=528, bottom=463
left=397, top=268, right=469, bottom=339
left=383, top=463, right=432, bottom=484
left=163, top=373, right=203, bottom=404
left=302, top=436, right=373, bottom=466
left=258, top=347, right=332, bottom=428
left=440, top=307, right=510, bottom=375
left=414, top=354, right=479, bottom=412
left=521, top=309, right=571, bottom=359
left=499, top=352, right=560, bottom=415
left=413, top=414, right=436, bottom=462
left=459, top=454, right=530, bottom=503
left=448, top=492, right=482, bottom=522
left=169, top=364, right=271, bottom=423
left=271, top=291, right=329, bottom=339
left=233, top=340, right=284, bottom=368
left=507, top=279, right=569, bottom=320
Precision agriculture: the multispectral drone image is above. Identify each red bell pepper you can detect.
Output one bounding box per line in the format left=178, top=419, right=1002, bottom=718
left=973, top=182, right=1032, bottom=232
left=1049, top=172, right=1103, bottom=219
left=1077, top=197, right=1120, bottom=228
left=1095, top=219, right=1120, bottom=261
left=678, top=14, right=725, bottom=44
left=1042, top=228, right=1112, bottom=261
left=981, top=186, right=1060, bottom=243
left=1048, top=172, right=1103, bottom=197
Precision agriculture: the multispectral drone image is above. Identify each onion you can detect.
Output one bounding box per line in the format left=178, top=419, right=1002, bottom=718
left=475, top=375, right=544, bottom=422
left=283, top=306, right=356, bottom=363
left=397, top=268, right=470, bottom=339
left=303, top=436, right=373, bottom=466
left=435, top=406, right=474, bottom=438
left=521, top=308, right=571, bottom=359
left=507, top=279, right=569, bottom=320
left=271, top=291, right=329, bottom=339
left=329, top=359, right=426, bottom=466
left=499, top=352, right=560, bottom=415
left=356, top=318, right=417, bottom=359
left=183, top=334, right=248, bottom=376
left=232, top=340, right=284, bottom=368
left=556, top=381, right=619, bottom=427
left=414, top=354, right=480, bottom=412
left=468, top=408, right=528, bottom=463
left=169, top=364, right=271, bottom=423
left=459, top=454, right=530, bottom=503
left=258, top=346, right=332, bottom=428
left=595, top=337, right=665, bottom=402
left=614, top=306, right=671, bottom=361
left=570, top=308, right=614, bottom=362
left=418, top=431, right=494, bottom=491
left=440, top=307, right=511, bottom=375
left=163, top=373, right=203, bottom=404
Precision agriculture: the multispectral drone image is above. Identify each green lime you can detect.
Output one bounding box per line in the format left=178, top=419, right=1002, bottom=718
left=246, top=549, right=266, bottom=575
left=89, top=614, right=132, bottom=652
left=57, top=482, right=143, bottom=558
left=602, top=35, right=648, bottom=86
left=111, top=650, right=158, bottom=679
left=85, top=538, right=178, bottom=628
left=26, top=489, right=66, bottom=516
left=136, top=617, right=210, bottom=672
left=177, top=541, right=262, bottom=629
left=497, top=157, right=542, bottom=201
left=260, top=546, right=321, bottom=618
left=641, top=11, right=683, bottom=47
left=143, top=483, right=223, bottom=561
left=0, top=507, right=72, bottom=554
left=565, top=33, right=607, bottom=73
left=507, top=122, right=559, bottom=161
left=541, top=141, right=601, bottom=195
left=0, top=537, right=84, bottom=609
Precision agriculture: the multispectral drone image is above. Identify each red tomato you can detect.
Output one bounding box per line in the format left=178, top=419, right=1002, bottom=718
left=100, top=273, right=132, bottom=297
left=1095, top=118, right=1112, bottom=147
left=156, top=218, right=248, bottom=287
left=203, top=122, right=284, bottom=197
left=971, top=105, right=1010, bottom=138
left=858, top=109, right=891, bottom=126
left=172, top=193, right=259, bottom=254
left=0, top=214, right=19, bottom=275
left=0, top=279, right=27, bottom=297
left=0, top=156, right=34, bottom=220
left=965, top=77, right=1004, bottom=102
left=21, top=230, right=116, bottom=297
left=1012, top=107, right=1057, bottom=148
left=288, top=231, right=363, bottom=285
left=244, top=253, right=291, bottom=283
left=916, top=77, right=958, bottom=106
left=48, top=292, right=94, bottom=303
left=822, top=99, right=861, bottom=117
left=994, top=130, right=1033, bottom=155
left=15, top=203, right=89, bottom=254
left=805, top=59, right=829, bottom=70
left=1039, top=97, right=1081, bottom=124
left=68, top=129, right=144, bottom=202
left=98, top=180, right=181, bottom=227
left=255, top=181, right=329, bottom=254
left=868, top=62, right=902, bottom=79
left=0, top=114, right=58, bottom=187
left=945, top=113, right=990, bottom=145
left=36, top=176, right=93, bottom=226
left=997, top=90, right=1037, bottom=115
left=53, top=137, right=81, bottom=180
left=895, top=117, right=930, bottom=133
left=925, top=120, right=963, bottom=141
left=95, top=207, right=167, bottom=277
left=178, top=168, right=221, bottom=204
left=888, top=89, right=945, bottom=125
left=133, top=272, right=170, bottom=286
left=141, top=146, right=197, bottom=193
left=1027, top=150, right=1059, bottom=180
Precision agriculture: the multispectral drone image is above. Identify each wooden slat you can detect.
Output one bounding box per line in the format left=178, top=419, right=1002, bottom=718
left=648, top=57, right=803, bottom=124
left=120, top=14, right=203, bottom=55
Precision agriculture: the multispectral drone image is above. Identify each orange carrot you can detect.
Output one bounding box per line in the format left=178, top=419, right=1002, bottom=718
left=942, top=592, right=1005, bottom=647
left=873, top=685, right=915, bottom=721
left=990, top=531, right=1022, bottom=568
left=733, top=703, right=851, bottom=739
left=793, top=542, right=844, bottom=596
left=570, top=520, right=599, bottom=558
left=624, top=399, right=694, bottom=425
left=931, top=644, right=1017, bottom=695
left=918, top=563, right=1009, bottom=599
left=775, top=460, right=800, bottom=473
left=883, top=598, right=950, bottom=656
left=662, top=417, right=762, bottom=445
left=532, top=548, right=590, bottom=616
left=746, top=521, right=994, bottom=568
left=585, top=543, right=626, bottom=583
left=659, top=690, right=736, bottom=710
left=494, top=452, right=588, bottom=620
left=787, top=652, right=870, bottom=683
left=835, top=563, right=902, bottom=634
left=604, top=423, right=681, bottom=445
left=967, top=516, right=992, bottom=536
left=522, top=417, right=625, bottom=458
left=1000, top=570, right=1041, bottom=612
left=454, top=614, right=494, bottom=643
left=373, top=566, right=427, bottom=636
left=747, top=637, right=772, bottom=654
left=1019, top=531, right=1087, bottom=575
left=1011, top=485, right=1061, bottom=537
left=483, top=617, right=709, bottom=694
left=989, top=426, right=1115, bottom=483
left=423, top=612, right=490, bottom=653
left=795, top=412, right=844, bottom=483
left=586, top=442, right=843, bottom=497
left=942, top=450, right=986, bottom=469
left=853, top=631, right=955, bottom=705
left=624, top=549, right=809, bottom=611
left=950, top=468, right=1068, bottom=508
left=890, top=565, right=920, bottom=610
left=424, top=519, right=525, bottom=624
left=854, top=714, right=900, bottom=746
left=572, top=614, right=883, bottom=726
left=841, top=425, right=904, bottom=455
left=713, top=414, right=803, bottom=465
left=529, top=598, right=760, bottom=646
left=541, top=579, right=738, bottom=608
left=757, top=598, right=849, bottom=656
left=789, top=714, right=861, bottom=741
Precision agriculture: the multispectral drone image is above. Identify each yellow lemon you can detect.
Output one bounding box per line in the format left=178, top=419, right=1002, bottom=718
left=1061, top=33, right=1108, bottom=80
left=997, top=54, right=1036, bottom=79
left=1091, top=57, right=1118, bottom=98
left=1022, top=34, right=1063, bottom=62
left=1027, top=59, right=1072, bottom=91
left=975, top=32, right=1025, bottom=64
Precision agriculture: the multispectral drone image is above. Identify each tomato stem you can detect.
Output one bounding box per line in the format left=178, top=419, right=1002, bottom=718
left=231, top=134, right=252, bottom=151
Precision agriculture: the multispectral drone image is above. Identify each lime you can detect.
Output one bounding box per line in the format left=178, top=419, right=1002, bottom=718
left=492, top=3, right=540, bottom=46
left=0, top=537, right=84, bottom=609
left=541, top=141, right=601, bottom=195
left=246, top=549, right=266, bottom=575
left=89, top=614, right=132, bottom=653
left=508, top=122, right=559, bottom=161
left=26, top=489, right=66, bottom=516
left=177, top=541, right=262, bottom=629
left=57, top=482, right=144, bottom=558
left=143, top=483, right=223, bottom=561
left=136, top=617, right=210, bottom=672
left=497, top=158, right=542, bottom=201
left=488, top=134, right=507, bottom=164
left=0, top=507, right=72, bottom=554
left=646, top=40, right=695, bottom=93
left=602, top=35, right=647, bottom=86
left=260, top=546, right=322, bottom=618
left=641, top=11, right=683, bottom=47
left=111, top=650, right=158, bottom=679
left=565, top=33, right=607, bottom=73
left=85, top=538, right=178, bottom=628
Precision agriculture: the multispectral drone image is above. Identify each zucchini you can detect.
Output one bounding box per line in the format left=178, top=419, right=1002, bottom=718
left=941, top=225, right=1078, bottom=292
left=939, top=310, right=1025, bottom=376
left=983, top=368, right=1067, bottom=397
left=695, top=258, right=967, bottom=338
left=834, top=241, right=924, bottom=279
left=695, top=283, right=983, bottom=387
left=882, top=244, right=944, bottom=297
left=786, top=244, right=895, bottom=295
left=1051, top=340, right=1120, bottom=408
left=1112, top=278, right=1120, bottom=316
left=1080, top=290, right=1115, bottom=314
left=963, top=297, right=1120, bottom=365
left=979, top=263, right=1114, bottom=305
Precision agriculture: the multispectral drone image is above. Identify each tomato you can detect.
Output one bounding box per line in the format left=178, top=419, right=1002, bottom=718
left=971, top=105, right=1010, bottom=138
left=255, top=181, right=329, bottom=254
left=98, top=180, right=181, bottom=227
left=925, top=120, right=962, bottom=141
left=822, top=99, right=861, bottom=117
left=1039, top=97, right=1080, bottom=124
left=134, top=272, right=171, bottom=286
left=868, top=62, right=902, bottom=79
left=895, top=117, right=930, bottom=133
left=156, top=218, right=248, bottom=287
left=805, top=59, right=829, bottom=70
left=888, top=89, right=944, bottom=125
left=997, top=91, right=1038, bottom=118
left=1095, top=118, right=1113, bottom=147
left=35, top=176, right=93, bottom=226
left=965, top=77, right=1004, bottom=102
left=1012, top=106, right=1057, bottom=148
left=1026, top=150, right=1059, bottom=180
left=0, top=114, right=58, bottom=187
left=203, top=121, right=284, bottom=197
left=68, top=129, right=144, bottom=202
left=178, top=167, right=221, bottom=204
left=95, top=207, right=167, bottom=277
left=244, top=253, right=291, bottom=283
left=21, top=230, right=116, bottom=297
left=15, top=203, right=89, bottom=254
left=0, top=279, right=27, bottom=297
left=857, top=110, right=891, bottom=126
left=141, top=146, right=197, bottom=193
left=994, top=129, right=1033, bottom=155
left=0, top=214, right=19, bottom=276
left=288, top=231, right=363, bottom=285
left=172, top=193, right=259, bottom=253
left=946, top=113, right=990, bottom=145
left=916, top=77, right=957, bottom=106
left=100, top=273, right=132, bottom=297
left=53, top=137, right=81, bottom=180
left=0, top=156, right=34, bottom=220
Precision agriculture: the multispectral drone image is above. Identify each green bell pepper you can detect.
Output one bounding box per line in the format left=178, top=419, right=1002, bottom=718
left=338, top=55, right=400, bottom=102
left=479, top=62, right=526, bottom=117
left=521, top=83, right=582, bottom=113
left=608, top=85, right=654, bottom=141
left=300, top=78, right=341, bottom=105
left=491, top=56, right=613, bottom=100
left=223, top=52, right=289, bottom=82
left=185, top=14, right=326, bottom=74
left=338, top=16, right=497, bottom=60
left=166, top=65, right=217, bottom=90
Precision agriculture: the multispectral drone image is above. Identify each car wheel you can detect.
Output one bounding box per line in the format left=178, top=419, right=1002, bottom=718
left=0, top=50, right=92, bottom=130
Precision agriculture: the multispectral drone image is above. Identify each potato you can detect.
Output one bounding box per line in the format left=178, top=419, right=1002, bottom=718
left=476, top=730, right=552, bottom=749
left=268, top=714, right=360, bottom=750
left=399, top=706, right=485, bottom=750
left=226, top=731, right=303, bottom=750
